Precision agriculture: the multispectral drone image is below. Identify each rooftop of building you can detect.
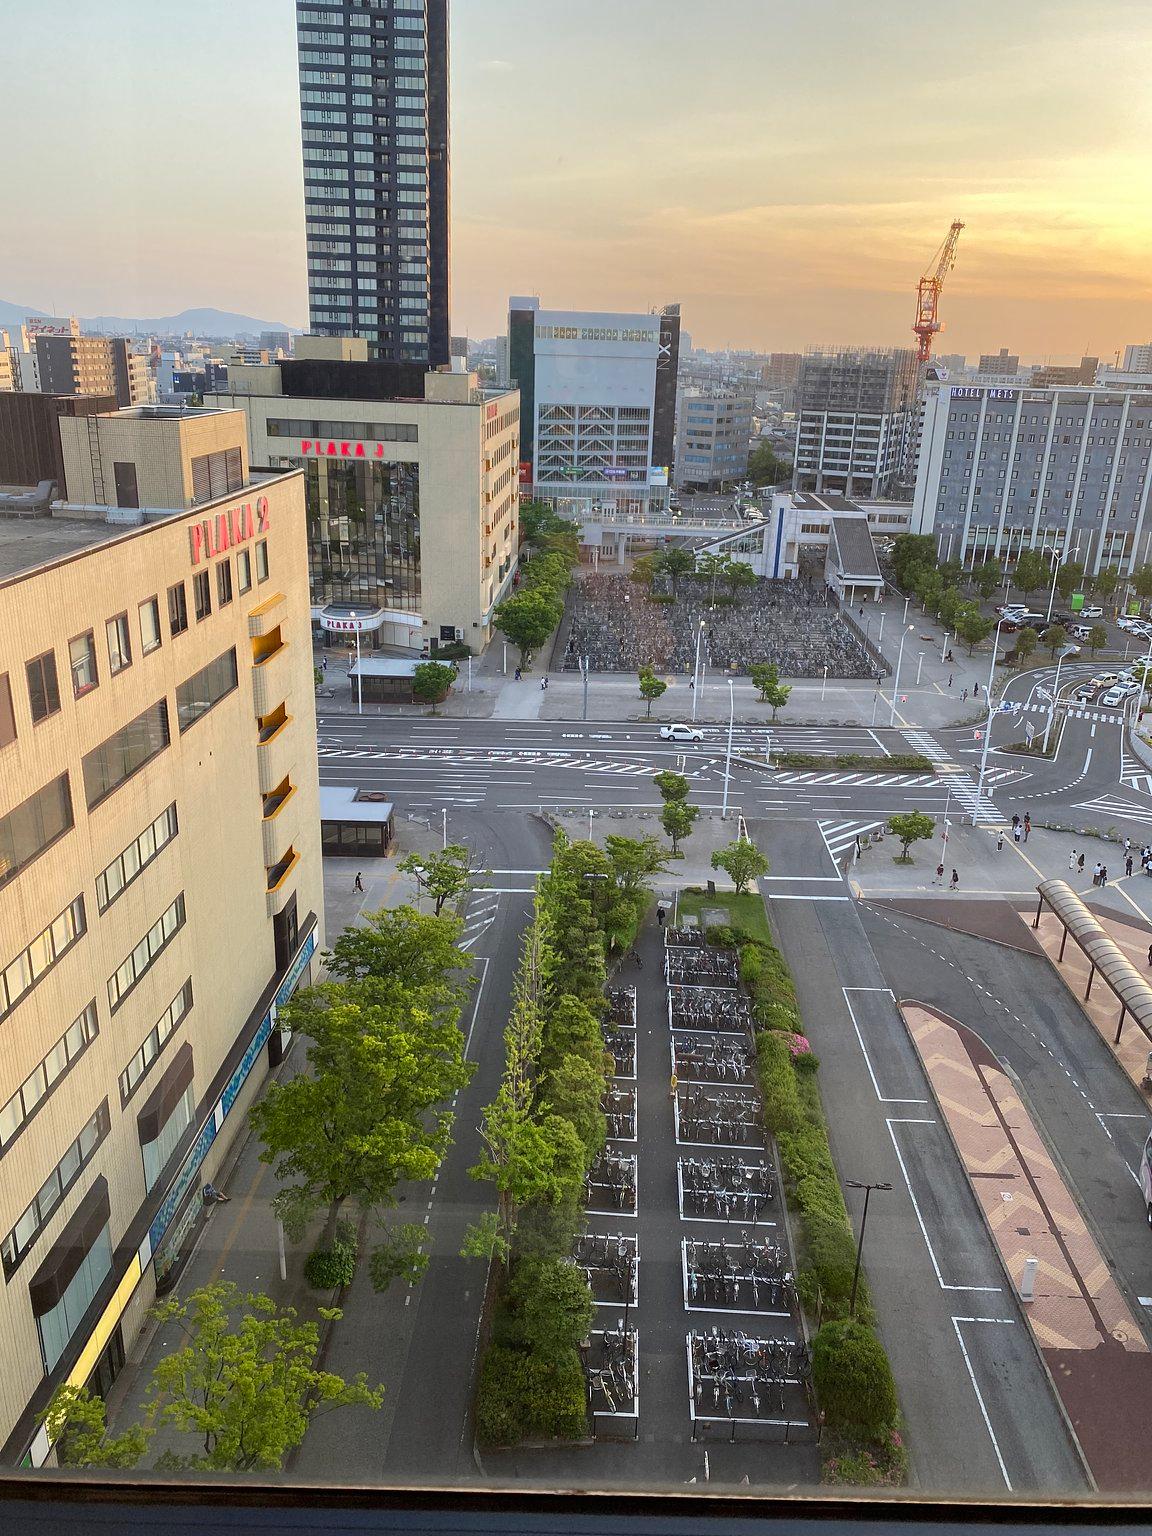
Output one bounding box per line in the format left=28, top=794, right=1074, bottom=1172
left=791, top=492, right=864, bottom=513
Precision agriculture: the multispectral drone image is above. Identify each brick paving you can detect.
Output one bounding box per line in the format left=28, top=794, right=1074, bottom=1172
left=904, top=1001, right=1152, bottom=1490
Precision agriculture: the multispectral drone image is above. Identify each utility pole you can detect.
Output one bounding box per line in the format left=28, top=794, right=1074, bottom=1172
left=847, top=1180, right=891, bottom=1318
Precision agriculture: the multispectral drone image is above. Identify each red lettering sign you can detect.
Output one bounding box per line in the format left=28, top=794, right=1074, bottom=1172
left=189, top=498, right=262, bottom=566
left=257, top=496, right=270, bottom=534
left=302, top=439, right=313, bottom=454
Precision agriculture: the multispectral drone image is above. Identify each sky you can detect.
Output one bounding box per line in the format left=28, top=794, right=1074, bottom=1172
left=3, top=0, right=1152, bottom=359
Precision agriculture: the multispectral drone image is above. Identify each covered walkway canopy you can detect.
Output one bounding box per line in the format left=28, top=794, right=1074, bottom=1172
left=1034, top=878, right=1152, bottom=1046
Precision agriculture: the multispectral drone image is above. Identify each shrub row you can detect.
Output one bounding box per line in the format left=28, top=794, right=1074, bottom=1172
left=305, top=1219, right=359, bottom=1291
left=770, top=751, right=933, bottom=772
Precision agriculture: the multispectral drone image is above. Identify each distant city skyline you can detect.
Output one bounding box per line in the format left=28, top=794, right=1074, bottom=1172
left=4, top=0, right=1152, bottom=357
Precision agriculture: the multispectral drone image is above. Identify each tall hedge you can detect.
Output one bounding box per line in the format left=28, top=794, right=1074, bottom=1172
left=812, top=1320, right=899, bottom=1439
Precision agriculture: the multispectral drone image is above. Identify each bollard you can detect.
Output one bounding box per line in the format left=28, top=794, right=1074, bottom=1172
left=1020, top=1256, right=1038, bottom=1302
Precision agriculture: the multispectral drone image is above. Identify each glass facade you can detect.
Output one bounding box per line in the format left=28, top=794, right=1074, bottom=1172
left=304, top=457, right=421, bottom=612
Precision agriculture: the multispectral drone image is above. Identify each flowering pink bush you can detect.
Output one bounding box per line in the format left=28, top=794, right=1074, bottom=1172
left=786, top=1034, right=812, bottom=1057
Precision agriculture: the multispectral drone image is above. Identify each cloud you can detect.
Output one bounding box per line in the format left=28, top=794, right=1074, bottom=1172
left=477, top=58, right=513, bottom=72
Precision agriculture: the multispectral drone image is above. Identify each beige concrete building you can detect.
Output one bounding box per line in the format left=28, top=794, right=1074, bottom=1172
left=209, top=349, right=520, bottom=654
left=0, top=405, right=322, bottom=1464
left=60, top=404, right=248, bottom=512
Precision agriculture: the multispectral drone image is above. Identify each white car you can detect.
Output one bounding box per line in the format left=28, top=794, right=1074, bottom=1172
left=1102, top=683, right=1140, bottom=706
left=1118, top=616, right=1145, bottom=631
left=1080, top=605, right=1104, bottom=618
left=660, top=723, right=704, bottom=741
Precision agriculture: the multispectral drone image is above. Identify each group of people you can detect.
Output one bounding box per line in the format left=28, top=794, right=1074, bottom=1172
left=563, top=570, right=877, bottom=678
left=1070, top=836, right=1152, bottom=884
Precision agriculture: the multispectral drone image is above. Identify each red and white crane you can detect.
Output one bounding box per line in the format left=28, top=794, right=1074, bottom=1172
left=913, top=220, right=964, bottom=362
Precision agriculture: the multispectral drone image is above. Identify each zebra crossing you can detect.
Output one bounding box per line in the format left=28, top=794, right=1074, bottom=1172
left=1016, top=700, right=1125, bottom=727
left=897, top=729, right=1005, bottom=825
left=818, top=819, right=889, bottom=865
left=1119, top=740, right=1152, bottom=798
left=1074, top=795, right=1152, bottom=829
left=317, top=743, right=663, bottom=777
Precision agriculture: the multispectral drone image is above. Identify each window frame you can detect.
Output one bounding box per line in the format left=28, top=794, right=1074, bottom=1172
left=105, top=612, right=132, bottom=676
left=0, top=674, right=15, bottom=749
left=167, top=582, right=189, bottom=638
left=1, top=1101, right=110, bottom=1280
left=67, top=631, right=99, bottom=699
left=216, top=558, right=234, bottom=607
left=26, top=650, right=61, bottom=724
left=0, top=1001, right=99, bottom=1157
left=236, top=548, right=253, bottom=594
left=139, top=596, right=163, bottom=656
left=255, top=540, right=270, bottom=583
left=193, top=569, right=212, bottom=622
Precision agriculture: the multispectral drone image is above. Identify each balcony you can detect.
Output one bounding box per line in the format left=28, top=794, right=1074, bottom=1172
left=265, top=846, right=300, bottom=913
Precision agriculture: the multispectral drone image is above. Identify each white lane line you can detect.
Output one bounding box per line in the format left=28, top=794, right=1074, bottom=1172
left=952, top=1316, right=1015, bottom=1491
left=843, top=989, right=930, bottom=1105
left=464, top=956, right=490, bottom=1058
left=765, top=893, right=850, bottom=902
left=886, top=1119, right=1002, bottom=1292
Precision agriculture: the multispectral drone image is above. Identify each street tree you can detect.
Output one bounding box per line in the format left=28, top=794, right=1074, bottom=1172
left=724, top=560, right=757, bottom=600
left=748, top=440, right=791, bottom=486
left=1013, top=625, right=1039, bottom=667
left=749, top=661, right=791, bottom=719
left=913, top=566, right=943, bottom=614
left=1092, top=570, right=1119, bottom=602
left=657, top=547, right=697, bottom=598
left=974, top=559, right=1003, bottom=602
left=43, top=1284, right=383, bottom=1473
left=937, top=586, right=965, bottom=629
left=251, top=985, right=473, bottom=1254
left=603, top=834, right=668, bottom=896
left=503, top=1258, right=595, bottom=1359
left=494, top=588, right=561, bottom=667
left=1055, top=560, right=1085, bottom=601
left=1133, top=565, right=1152, bottom=604
left=696, top=552, right=731, bottom=605
left=891, top=534, right=936, bottom=588
left=1044, top=623, right=1068, bottom=659
left=1012, top=550, right=1049, bottom=597
left=955, top=607, right=992, bottom=654
left=886, top=811, right=936, bottom=864
left=653, top=769, right=690, bottom=802
left=638, top=666, right=668, bottom=717
left=397, top=844, right=472, bottom=916
left=325, top=904, right=469, bottom=997
left=1087, top=624, right=1109, bottom=656
left=710, top=840, right=770, bottom=894
left=662, top=798, right=699, bottom=856
left=412, top=660, right=458, bottom=715
left=629, top=553, right=659, bottom=589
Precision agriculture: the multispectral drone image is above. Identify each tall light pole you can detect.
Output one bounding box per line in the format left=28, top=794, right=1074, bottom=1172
left=888, top=625, right=915, bottom=726
left=975, top=619, right=1004, bottom=811
left=1041, top=647, right=1071, bottom=754
left=721, top=678, right=735, bottom=819
left=1045, top=545, right=1064, bottom=625
left=691, top=620, right=706, bottom=722
left=350, top=611, right=363, bottom=716
left=847, top=1180, right=891, bottom=1319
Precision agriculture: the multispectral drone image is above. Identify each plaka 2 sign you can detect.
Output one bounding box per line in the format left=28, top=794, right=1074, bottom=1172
left=189, top=495, right=270, bottom=566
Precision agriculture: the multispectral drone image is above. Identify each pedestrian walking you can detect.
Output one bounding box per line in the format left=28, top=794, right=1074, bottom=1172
left=1077, top=852, right=1086, bottom=874
left=974, top=680, right=981, bottom=697
left=514, top=666, right=522, bottom=681
left=1013, top=823, right=1022, bottom=844
left=1125, top=837, right=1132, bottom=856
left=950, top=868, right=959, bottom=891
left=1023, top=813, right=1031, bottom=842
left=1126, top=855, right=1134, bottom=877
left=354, top=871, right=364, bottom=892
left=962, top=687, right=968, bottom=701
left=657, top=906, right=666, bottom=926
left=322, top=656, right=328, bottom=673
left=997, top=831, right=1004, bottom=851
left=1092, top=862, right=1102, bottom=887
left=1069, top=849, right=1078, bottom=870
left=948, top=673, right=953, bottom=689
left=933, top=862, right=945, bottom=885
left=669, top=1072, right=678, bottom=1100
left=1147, top=942, right=1152, bottom=968
left=1101, top=865, right=1109, bottom=887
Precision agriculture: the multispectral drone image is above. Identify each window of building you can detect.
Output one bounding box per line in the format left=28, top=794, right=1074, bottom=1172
left=0, top=896, right=85, bottom=1034
left=237, top=548, right=252, bottom=592
left=68, top=632, right=98, bottom=698
left=138, top=1046, right=195, bottom=1192
left=193, top=570, right=212, bottom=622
left=106, top=612, right=132, bottom=675
left=0, top=675, right=14, bottom=749
left=0, top=773, right=74, bottom=895
left=256, top=540, right=269, bottom=582
left=0, top=1001, right=98, bottom=1156
left=119, top=980, right=193, bottom=1106
left=82, top=700, right=170, bottom=810
left=216, top=559, right=233, bottom=607
left=96, top=803, right=179, bottom=912
left=168, top=582, right=189, bottom=637
left=176, top=649, right=238, bottom=733
left=29, top=1180, right=113, bottom=1371
left=108, top=894, right=186, bottom=1013
left=1, top=1103, right=110, bottom=1283
left=26, top=651, right=60, bottom=724
left=139, top=596, right=162, bottom=656
left=112, top=461, right=140, bottom=509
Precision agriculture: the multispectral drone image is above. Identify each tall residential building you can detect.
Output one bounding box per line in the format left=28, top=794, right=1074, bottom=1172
left=793, top=348, right=919, bottom=499
left=32, top=325, right=152, bottom=409
left=209, top=340, right=520, bottom=654
left=675, top=389, right=754, bottom=490
left=297, top=0, right=450, bottom=366
left=978, top=349, right=1020, bottom=375
left=0, top=405, right=321, bottom=1465
left=1030, top=356, right=1099, bottom=388
left=912, top=378, right=1152, bottom=573
left=507, top=297, right=681, bottom=520
left=1123, top=343, right=1152, bottom=375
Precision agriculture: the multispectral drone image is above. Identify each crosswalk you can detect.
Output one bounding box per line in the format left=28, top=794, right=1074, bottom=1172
left=317, top=744, right=662, bottom=777
left=1074, top=795, right=1152, bottom=829
left=898, top=728, right=1003, bottom=825
left=1016, top=700, right=1125, bottom=727
left=818, top=818, right=888, bottom=865
left=1119, top=740, right=1152, bottom=798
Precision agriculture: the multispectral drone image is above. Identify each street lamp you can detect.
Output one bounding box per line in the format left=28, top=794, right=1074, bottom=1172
left=691, top=620, right=706, bottom=722
left=975, top=619, right=1004, bottom=811
left=349, top=611, right=363, bottom=716
left=1044, top=544, right=1064, bottom=625
left=888, top=625, right=915, bottom=727
left=846, top=1179, right=891, bottom=1319
left=721, top=678, right=735, bottom=819
left=1041, top=646, right=1074, bottom=754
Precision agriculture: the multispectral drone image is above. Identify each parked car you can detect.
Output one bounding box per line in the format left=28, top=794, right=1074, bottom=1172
left=659, top=723, right=704, bottom=741
left=1090, top=672, right=1120, bottom=688
left=1118, top=615, right=1145, bottom=631
left=1010, top=611, right=1046, bottom=627
left=1080, top=605, right=1104, bottom=618
left=1070, top=624, right=1093, bottom=640
left=1073, top=684, right=1097, bottom=701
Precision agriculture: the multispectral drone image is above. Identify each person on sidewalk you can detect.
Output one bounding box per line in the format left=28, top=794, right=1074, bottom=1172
left=354, top=871, right=364, bottom=892
left=514, top=667, right=522, bottom=681
left=202, top=1183, right=230, bottom=1205
left=962, top=688, right=968, bottom=701
left=947, top=674, right=953, bottom=689
left=1069, top=849, right=1078, bottom=870
left=997, top=831, right=1004, bottom=851
left=1013, top=822, right=1023, bottom=844
left=1077, top=852, right=1086, bottom=875
left=322, top=656, right=328, bottom=673
left=1023, top=813, right=1031, bottom=842
left=933, top=863, right=945, bottom=885
left=1126, top=854, right=1134, bottom=877
left=669, top=1072, right=678, bottom=1100
left=1101, top=865, right=1109, bottom=886
left=950, top=869, right=960, bottom=891
left=1147, top=942, right=1152, bottom=969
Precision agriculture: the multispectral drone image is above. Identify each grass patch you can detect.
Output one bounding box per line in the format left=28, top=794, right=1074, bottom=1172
left=677, top=887, right=773, bottom=945
left=770, top=751, right=933, bottom=772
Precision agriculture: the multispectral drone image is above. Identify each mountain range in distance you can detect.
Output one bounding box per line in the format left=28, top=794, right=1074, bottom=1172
left=0, top=298, right=300, bottom=339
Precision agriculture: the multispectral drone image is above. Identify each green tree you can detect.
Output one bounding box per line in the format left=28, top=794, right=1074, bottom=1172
left=1133, top=564, right=1152, bottom=604
left=661, top=798, right=698, bottom=856
left=710, top=840, right=770, bottom=894
left=1087, top=623, right=1109, bottom=656
left=657, top=546, right=696, bottom=598
left=629, top=553, right=658, bottom=589
left=1012, top=549, right=1049, bottom=597
left=518, top=501, right=570, bottom=546
left=412, top=660, right=458, bottom=715
left=653, top=769, right=690, bottom=802
left=973, top=559, right=1003, bottom=602
left=696, top=552, right=731, bottom=605
left=1055, top=560, right=1085, bottom=601
left=503, top=1258, right=594, bottom=1359
left=538, top=1053, right=607, bottom=1163
left=890, top=533, right=936, bottom=588
left=1092, top=569, right=1119, bottom=601
left=724, top=560, right=757, bottom=599
left=314, top=664, right=323, bottom=691
left=40, top=1385, right=148, bottom=1469
left=955, top=607, right=992, bottom=654
left=812, top=1319, right=899, bottom=1438
left=43, top=1285, right=383, bottom=1473
left=913, top=566, right=944, bottom=615
left=603, top=833, right=668, bottom=895
left=937, top=558, right=964, bottom=590
left=886, top=810, right=935, bottom=864
left=749, top=661, right=791, bottom=719
left=494, top=588, right=561, bottom=667
left=325, top=904, right=469, bottom=996
left=748, top=440, right=791, bottom=486
left=1044, top=622, right=1068, bottom=658
left=937, top=585, right=965, bottom=630
left=638, top=666, right=667, bottom=717
left=251, top=985, right=472, bottom=1253
left=1013, top=624, right=1039, bottom=667
left=397, top=844, right=472, bottom=916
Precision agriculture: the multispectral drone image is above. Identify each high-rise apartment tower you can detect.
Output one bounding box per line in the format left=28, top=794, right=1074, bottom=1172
left=297, top=0, right=450, bottom=365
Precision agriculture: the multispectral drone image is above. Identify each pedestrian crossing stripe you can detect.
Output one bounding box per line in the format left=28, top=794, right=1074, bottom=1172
left=1074, top=795, right=1152, bottom=828
left=1017, top=701, right=1125, bottom=725
left=818, top=819, right=888, bottom=863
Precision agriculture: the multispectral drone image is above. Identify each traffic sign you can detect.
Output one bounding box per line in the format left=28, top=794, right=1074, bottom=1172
left=1025, top=722, right=1035, bottom=743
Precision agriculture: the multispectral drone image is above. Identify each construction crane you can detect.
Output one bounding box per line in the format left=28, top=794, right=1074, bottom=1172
left=913, top=220, right=964, bottom=362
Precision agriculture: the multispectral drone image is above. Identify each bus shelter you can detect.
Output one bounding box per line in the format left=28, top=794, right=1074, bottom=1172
left=1033, top=878, right=1152, bottom=1047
